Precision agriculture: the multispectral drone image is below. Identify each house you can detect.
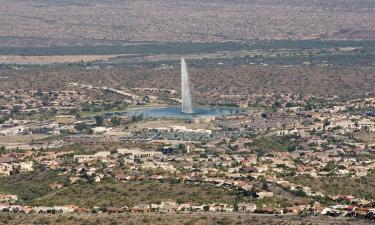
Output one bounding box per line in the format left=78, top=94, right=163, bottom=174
left=208, top=204, right=234, bottom=212
left=161, top=146, right=175, bottom=155
left=92, top=127, right=112, bottom=134
left=0, top=194, right=18, bottom=203
left=131, top=204, right=150, bottom=213
left=49, top=183, right=63, bottom=190
left=191, top=116, right=216, bottom=124
left=257, top=191, right=274, bottom=199
left=114, top=171, right=131, bottom=181
left=0, top=204, right=10, bottom=212
left=256, top=206, right=284, bottom=214
left=0, top=157, right=18, bottom=164
left=178, top=203, right=194, bottom=212
left=18, top=161, right=34, bottom=171
left=159, top=201, right=178, bottom=212
left=0, top=164, right=11, bottom=176
left=191, top=205, right=206, bottom=212
left=237, top=203, right=257, bottom=212
left=7, top=205, right=31, bottom=213
left=117, top=148, right=158, bottom=157
left=33, top=206, right=55, bottom=213
left=107, top=207, right=124, bottom=214
left=321, top=207, right=341, bottom=216
left=240, top=166, right=258, bottom=173
left=286, top=206, right=300, bottom=213
left=310, top=204, right=326, bottom=215
left=18, top=205, right=33, bottom=214
left=150, top=201, right=178, bottom=212
left=234, top=181, right=253, bottom=191
left=53, top=206, right=76, bottom=213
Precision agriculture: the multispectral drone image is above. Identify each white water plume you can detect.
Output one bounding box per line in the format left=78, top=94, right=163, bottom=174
left=181, top=58, right=193, bottom=113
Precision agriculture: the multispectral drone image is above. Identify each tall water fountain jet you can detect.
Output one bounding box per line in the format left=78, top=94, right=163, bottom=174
left=181, top=58, right=193, bottom=113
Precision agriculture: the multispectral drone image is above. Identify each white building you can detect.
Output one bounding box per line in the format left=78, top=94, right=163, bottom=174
left=92, top=127, right=111, bottom=134
left=74, top=151, right=111, bottom=162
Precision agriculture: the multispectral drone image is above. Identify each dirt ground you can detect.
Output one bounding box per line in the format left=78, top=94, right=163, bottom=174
left=0, top=55, right=126, bottom=65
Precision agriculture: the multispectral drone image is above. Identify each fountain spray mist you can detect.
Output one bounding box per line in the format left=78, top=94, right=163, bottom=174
left=181, top=58, right=193, bottom=113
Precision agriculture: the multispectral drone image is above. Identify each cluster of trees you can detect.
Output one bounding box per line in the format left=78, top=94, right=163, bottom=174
left=81, top=101, right=127, bottom=112
left=0, top=116, right=9, bottom=124
left=0, top=146, right=6, bottom=155
left=75, top=115, right=127, bottom=133
left=94, top=115, right=127, bottom=126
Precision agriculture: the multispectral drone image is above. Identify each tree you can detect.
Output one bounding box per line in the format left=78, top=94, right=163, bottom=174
left=0, top=146, right=6, bottom=155
left=293, top=189, right=307, bottom=197
left=94, top=115, right=104, bottom=126
left=323, top=119, right=330, bottom=129
left=261, top=180, right=268, bottom=190
left=81, top=102, right=93, bottom=112
left=110, top=116, right=122, bottom=126
left=75, top=123, right=90, bottom=132
left=75, top=112, right=81, bottom=120
left=131, top=113, right=143, bottom=122
left=272, top=100, right=282, bottom=110
left=117, top=155, right=125, bottom=167
left=63, top=177, right=70, bottom=187
left=12, top=105, right=21, bottom=113
left=322, top=161, right=337, bottom=174
left=174, top=144, right=187, bottom=154
left=0, top=116, right=8, bottom=124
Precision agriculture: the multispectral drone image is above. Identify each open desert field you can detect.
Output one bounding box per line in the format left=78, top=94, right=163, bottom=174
left=1, top=0, right=375, bottom=47
left=0, top=55, right=125, bottom=65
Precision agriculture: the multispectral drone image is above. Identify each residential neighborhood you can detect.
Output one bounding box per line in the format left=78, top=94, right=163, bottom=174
left=0, top=85, right=374, bottom=221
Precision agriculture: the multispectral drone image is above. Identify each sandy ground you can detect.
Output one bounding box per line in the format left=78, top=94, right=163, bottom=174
left=0, top=134, right=49, bottom=150
left=0, top=54, right=126, bottom=65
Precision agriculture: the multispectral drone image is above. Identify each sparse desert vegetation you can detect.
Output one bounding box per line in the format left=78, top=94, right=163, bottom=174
left=0, top=213, right=370, bottom=225
left=1, top=64, right=374, bottom=102
left=1, top=0, right=375, bottom=47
